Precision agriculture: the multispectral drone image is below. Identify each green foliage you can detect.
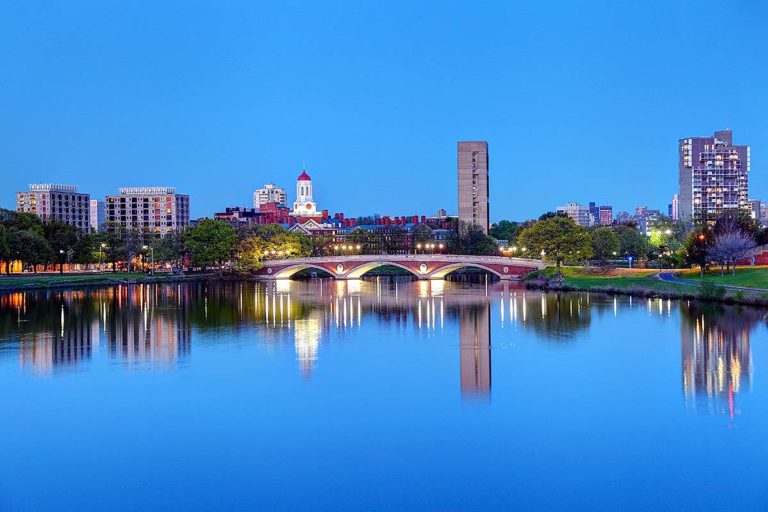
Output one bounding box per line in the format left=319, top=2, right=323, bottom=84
left=683, top=229, right=710, bottom=270
left=185, top=219, right=238, bottom=273
left=698, top=281, right=726, bottom=300
left=614, top=224, right=648, bottom=258
left=516, top=216, right=593, bottom=267
left=591, top=227, right=620, bottom=263
left=489, top=220, right=519, bottom=242
left=447, top=222, right=498, bottom=256
left=234, top=224, right=310, bottom=272
left=150, top=232, right=186, bottom=269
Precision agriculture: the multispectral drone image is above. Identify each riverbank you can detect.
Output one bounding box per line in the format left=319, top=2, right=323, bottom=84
left=0, top=272, right=218, bottom=291
left=525, top=267, right=768, bottom=306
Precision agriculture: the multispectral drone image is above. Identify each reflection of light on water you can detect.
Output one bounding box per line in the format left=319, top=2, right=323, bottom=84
left=276, top=279, right=290, bottom=293
left=540, top=294, right=547, bottom=318
left=347, top=279, right=361, bottom=295
left=335, top=280, right=346, bottom=297
left=430, top=280, right=444, bottom=296
left=294, top=318, right=321, bottom=376
left=418, top=281, right=430, bottom=298
left=613, top=297, right=617, bottom=317
left=500, top=293, right=505, bottom=327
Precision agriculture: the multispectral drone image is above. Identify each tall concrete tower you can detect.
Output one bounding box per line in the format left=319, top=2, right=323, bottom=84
left=457, top=141, right=489, bottom=233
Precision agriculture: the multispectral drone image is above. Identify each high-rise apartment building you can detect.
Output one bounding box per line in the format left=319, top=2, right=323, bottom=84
left=598, top=205, right=613, bottom=226
left=556, top=202, right=594, bottom=227
left=89, top=199, right=105, bottom=233
left=16, top=184, right=90, bottom=231
left=105, top=187, right=190, bottom=236
left=679, top=129, right=750, bottom=222
left=457, top=141, right=489, bottom=233
left=671, top=194, right=680, bottom=221
left=253, top=183, right=287, bottom=209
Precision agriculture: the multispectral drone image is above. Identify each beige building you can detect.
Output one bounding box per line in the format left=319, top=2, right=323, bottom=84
left=253, top=183, right=287, bottom=208
left=457, top=141, right=489, bottom=233
left=16, top=184, right=91, bottom=231
left=105, top=187, right=190, bottom=236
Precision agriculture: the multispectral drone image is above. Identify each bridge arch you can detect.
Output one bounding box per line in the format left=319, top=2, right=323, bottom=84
left=345, top=261, right=421, bottom=279
left=272, top=264, right=334, bottom=279
left=428, top=263, right=506, bottom=280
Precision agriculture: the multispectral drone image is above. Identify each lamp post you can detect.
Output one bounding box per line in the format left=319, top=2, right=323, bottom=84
left=59, top=249, right=65, bottom=274
left=142, top=245, right=154, bottom=275
left=100, top=243, right=106, bottom=271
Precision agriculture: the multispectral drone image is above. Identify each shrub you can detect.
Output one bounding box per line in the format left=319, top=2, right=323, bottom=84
left=699, top=281, right=726, bottom=301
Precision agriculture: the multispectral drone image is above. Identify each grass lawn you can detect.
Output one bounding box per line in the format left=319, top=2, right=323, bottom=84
left=536, top=266, right=692, bottom=294
left=676, top=266, right=768, bottom=289
left=0, top=273, right=148, bottom=287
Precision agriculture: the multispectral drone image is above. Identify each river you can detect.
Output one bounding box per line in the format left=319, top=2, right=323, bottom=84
left=0, top=278, right=766, bottom=511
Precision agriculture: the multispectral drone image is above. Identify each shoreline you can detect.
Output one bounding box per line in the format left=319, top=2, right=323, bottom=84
left=524, top=270, right=768, bottom=308
left=0, top=273, right=221, bottom=292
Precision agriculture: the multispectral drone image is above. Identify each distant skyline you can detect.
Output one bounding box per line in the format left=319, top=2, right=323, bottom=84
left=2, top=1, right=766, bottom=221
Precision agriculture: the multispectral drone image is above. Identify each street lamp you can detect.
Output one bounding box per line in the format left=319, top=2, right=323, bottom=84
left=100, top=243, right=106, bottom=271
left=59, top=249, right=65, bottom=275
left=142, top=245, right=154, bottom=275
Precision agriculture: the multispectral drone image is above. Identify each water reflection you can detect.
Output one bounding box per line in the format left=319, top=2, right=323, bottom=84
left=680, top=302, right=761, bottom=418
left=0, top=280, right=764, bottom=413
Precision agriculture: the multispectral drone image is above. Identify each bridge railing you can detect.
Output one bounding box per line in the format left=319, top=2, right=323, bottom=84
left=262, top=254, right=544, bottom=266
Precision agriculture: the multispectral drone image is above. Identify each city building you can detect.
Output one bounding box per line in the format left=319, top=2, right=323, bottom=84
left=588, top=202, right=599, bottom=221
left=679, top=129, right=750, bottom=222
left=457, top=141, right=489, bottom=233
left=598, top=205, right=613, bottom=226
left=253, top=183, right=287, bottom=209
left=89, top=199, right=105, bottom=233
left=16, top=184, right=90, bottom=231
left=292, top=169, right=321, bottom=218
left=670, top=194, right=680, bottom=221
left=105, top=187, right=190, bottom=236
left=556, top=202, right=594, bottom=227
left=749, top=199, right=768, bottom=224
left=616, top=211, right=633, bottom=224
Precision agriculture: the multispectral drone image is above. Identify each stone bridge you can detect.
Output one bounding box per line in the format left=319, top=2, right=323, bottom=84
left=253, top=255, right=545, bottom=280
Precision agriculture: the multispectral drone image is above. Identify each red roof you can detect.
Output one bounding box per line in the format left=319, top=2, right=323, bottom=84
left=298, top=170, right=311, bottom=181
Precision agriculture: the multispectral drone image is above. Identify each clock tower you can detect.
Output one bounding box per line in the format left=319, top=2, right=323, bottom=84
left=292, top=168, right=319, bottom=217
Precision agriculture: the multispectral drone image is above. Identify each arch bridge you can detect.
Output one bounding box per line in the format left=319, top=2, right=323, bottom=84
left=254, top=255, right=545, bottom=281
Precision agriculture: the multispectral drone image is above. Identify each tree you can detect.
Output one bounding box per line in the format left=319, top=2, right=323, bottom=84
left=8, top=229, right=51, bottom=273
left=708, top=227, right=756, bottom=275
left=614, top=225, right=648, bottom=260
left=151, top=232, right=187, bottom=271
left=538, top=211, right=568, bottom=221
left=185, top=219, right=238, bottom=275
left=516, top=216, right=593, bottom=268
left=446, top=222, right=498, bottom=256
left=591, top=227, right=620, bottom=265
left=683, top=229, right=711, bottom=275
left=489, top=220, right=519, bottom=243
left=0, top=225, right=9, bottom=274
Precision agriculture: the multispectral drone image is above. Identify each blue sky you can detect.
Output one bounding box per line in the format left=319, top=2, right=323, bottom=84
left=1, top=1, right=766, bottom=221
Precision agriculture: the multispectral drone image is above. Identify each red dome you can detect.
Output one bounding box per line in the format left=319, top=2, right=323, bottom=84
left=298, top=170, right=311, bottom=181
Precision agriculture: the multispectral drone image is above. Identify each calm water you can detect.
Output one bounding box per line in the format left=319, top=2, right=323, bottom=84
left=1, top=278, right=767, bottom=511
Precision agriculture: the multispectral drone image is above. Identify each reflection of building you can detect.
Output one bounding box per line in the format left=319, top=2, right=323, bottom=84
left=18, top=304, right=98, bottom=374
left=105, top=287, right=191, bottom=366
left=294, top=316, right=321, bottom=376
left=680, top=303, right=754, bottom=415
left=459, top=303, right=491, bottom=396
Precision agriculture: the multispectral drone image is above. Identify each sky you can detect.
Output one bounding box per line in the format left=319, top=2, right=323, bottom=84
left=1, top=0, right=766, bottom=222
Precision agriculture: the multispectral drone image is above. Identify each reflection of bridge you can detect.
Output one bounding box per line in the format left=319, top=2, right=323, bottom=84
left=254, top=255, right=545, bottom=280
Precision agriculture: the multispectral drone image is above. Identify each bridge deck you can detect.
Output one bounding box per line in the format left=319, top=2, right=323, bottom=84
left=255, top=254, right=545, bottom=280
